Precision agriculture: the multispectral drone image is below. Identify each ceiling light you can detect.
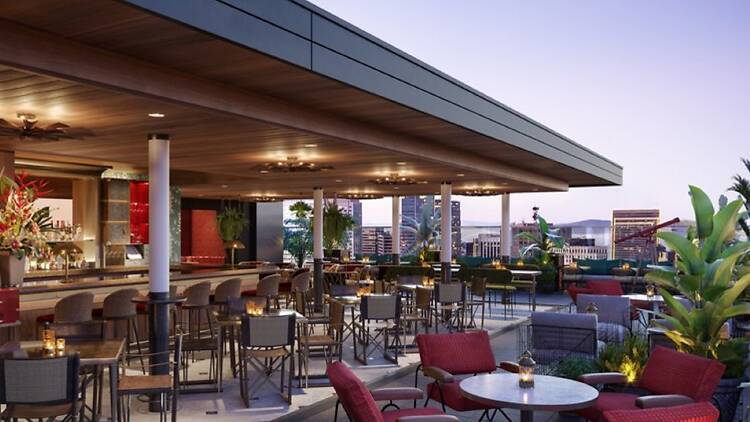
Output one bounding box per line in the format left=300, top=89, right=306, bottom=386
left=303, top=143, right=318, bottom=148
left=396, top=161, right=407, bottom=166
left=257, top=156, right=332, bottom=173
left=418, top=180, right=429, bottom=184
left=370, top=173, right=417, bottom=185
left=341, top=192, right=383, bottom=200
left=148, top=113, right=165, bottom=118
left=456, top=173, right=465, bottom=177
left=259, top=170, right=269, bottom=174
left=460, top=188, right=499, bottom=196
left=335, top=179, right=343, bottom=183
left=220, top=184, right=229, bottom=188
left=244, top=195, right=279, bottom=202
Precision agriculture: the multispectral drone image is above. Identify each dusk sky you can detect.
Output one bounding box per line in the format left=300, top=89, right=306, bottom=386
left=308, top=0, right=750, bottom=227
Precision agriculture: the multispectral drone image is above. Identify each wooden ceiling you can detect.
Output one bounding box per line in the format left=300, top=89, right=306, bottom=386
left=0, top=0, right=616, bottom=200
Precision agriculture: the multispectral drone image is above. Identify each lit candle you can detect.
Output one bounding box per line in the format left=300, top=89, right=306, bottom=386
left=518, top=351, right=536, bottom=389
left=56, top=338, right=66, bottom=352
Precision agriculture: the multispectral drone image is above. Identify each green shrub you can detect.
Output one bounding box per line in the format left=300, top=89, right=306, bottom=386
left=554, top=357, right=597, bottom=380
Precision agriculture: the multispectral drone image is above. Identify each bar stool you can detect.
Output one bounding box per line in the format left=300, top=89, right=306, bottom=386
left=212, top=278, right=242, bottom=313
left=288, top=271, right=311, bottom=312
left=97, top=289, right=144, bottom=366
left=179, top=281, right=213, bottom=340
left=465, top=277, right=487, bottom=329
left=244, top=274, right=281, bottom=310
left=36, top=291, right=96, bottom=338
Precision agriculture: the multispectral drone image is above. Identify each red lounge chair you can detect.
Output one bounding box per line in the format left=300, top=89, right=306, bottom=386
left=326, top=361, right=457, bottom=422
left=416, top=331, right=514, bottom=420
left=602, top=402, right=719, bottom=422
left=566, top=284, right=592, bottom=310
left=576, top=346, right=725, bottom=422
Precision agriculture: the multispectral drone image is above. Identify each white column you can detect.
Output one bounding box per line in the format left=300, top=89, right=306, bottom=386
left=440, top=183, right=452, bottom=263
left=148, top=133, right=170, bottom=294
left=312, top=187, right=324, bottom=309
left=313, top=188, right=324, bottom=260
left=391, top=196, right=401, bottom=259
left=501, top=193, right=511, bottom=260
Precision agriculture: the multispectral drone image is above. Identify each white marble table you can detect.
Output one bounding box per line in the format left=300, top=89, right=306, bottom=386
left=460, top=373, right=598, bottom=422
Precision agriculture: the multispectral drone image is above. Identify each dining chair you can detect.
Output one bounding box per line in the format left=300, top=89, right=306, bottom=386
left=432, top=283, right=465, bottom=333
left=239, top=314, right=296, bottom=407
left=0, top=354, right=83, bottom=421
left=297, top=299, right=344, bottom=387
left=353, top=294, right=401, bottom=365
left=118, top=333, right=183, bottom=422
left=465, top=276, right=486, bottom=329
left=399, top=286, right=431, bottom=347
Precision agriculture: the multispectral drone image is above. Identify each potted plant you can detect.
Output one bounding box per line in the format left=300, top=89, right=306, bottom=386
left=403, top=206, right=441, bottom=264
left=217, top=205, right=248, bottom=264
left=283, top=201, right=312, bottom=268
left=322, top=202, right=355, bottom=259
left=0, top=173, right=54, bottom=287
left=516, top=208, right=566, bottom=292
left=646, top=185, right=750, bottom=421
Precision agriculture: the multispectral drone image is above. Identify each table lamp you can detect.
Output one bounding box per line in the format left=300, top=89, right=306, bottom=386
left=224, top=240, right=246, bottom=266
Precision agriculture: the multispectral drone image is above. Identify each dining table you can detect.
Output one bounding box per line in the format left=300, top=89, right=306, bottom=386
left=460, top=373, right=599, bottom=422
left=0, top=338, right=125, bottom=422
left=510, top=269, right=542, bottom=311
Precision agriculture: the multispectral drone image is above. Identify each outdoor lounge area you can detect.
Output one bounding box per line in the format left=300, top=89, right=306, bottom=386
left=0, top=1, right=748, bottom=422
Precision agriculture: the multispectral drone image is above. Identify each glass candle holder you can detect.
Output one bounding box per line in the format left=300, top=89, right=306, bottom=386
left=646, top=283, right=656, bottom=298
left=56, top=338, right=66, bottom=352
left=245, top=302, right=264, bottom=316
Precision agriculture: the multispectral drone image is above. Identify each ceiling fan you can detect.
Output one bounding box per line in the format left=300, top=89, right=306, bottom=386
left=0, top=112, right=94, bottom=141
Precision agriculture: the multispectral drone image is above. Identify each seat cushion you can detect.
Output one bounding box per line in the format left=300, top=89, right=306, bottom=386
left=587, top=280, right=624, bottom=296
left=241, top=289, right=257, bottom=297
left=382, top=407, right=444, bottom=422
left=602, top=402, right=719, bottom=422
left=576, top=392, right=639, bottom=422
left=427, top=381, right=492, bottom=411
left=119, top=375, right=172, bottom=394
left=639, top=346, right=725, bottom=402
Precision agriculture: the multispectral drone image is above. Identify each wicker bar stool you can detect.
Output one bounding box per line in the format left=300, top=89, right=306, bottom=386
left=37, top=292, right=98, bottom=339
left=288, top=271, right=312, bottom=312
left=245, top=274, right=281, bottom=310
left=212, top=278, right=242, bottom=312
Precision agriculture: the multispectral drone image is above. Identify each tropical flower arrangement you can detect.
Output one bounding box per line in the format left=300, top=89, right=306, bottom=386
left=0, top=172, right=53, bottom=259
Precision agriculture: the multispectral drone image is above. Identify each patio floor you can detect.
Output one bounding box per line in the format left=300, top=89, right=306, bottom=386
left=117, top=292, right=570, bottom=421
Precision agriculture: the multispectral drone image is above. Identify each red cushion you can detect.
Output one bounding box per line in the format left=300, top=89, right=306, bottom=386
left=326, top=362, right=383, bottom=422
left=382, top=407, right=444, bottom=422
left=576, top=392, right=639, bottom=422
left=416, top=331, right=496, bottom=375
left=567, top=285, right=592, bottom=303
left=640, top=347, right=725, bottom=402
left=426, top=381, right=492, bottom=411
left=278, top=282, right=291, bottom=293
left=587, top=280, right=624, bottom=296
left=602, top=402, right=719, bottom=422
left=136, top=303, right=147, bottom=313
left=241, top=289, right=257, bottom=297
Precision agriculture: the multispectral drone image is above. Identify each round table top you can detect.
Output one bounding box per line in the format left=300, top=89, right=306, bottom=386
left=459, top=374, right=598, bottom=412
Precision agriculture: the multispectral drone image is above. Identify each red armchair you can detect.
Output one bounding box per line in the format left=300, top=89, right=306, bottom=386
left=416, top=331, right=513, bottom=420
left=602, top=402, right=719, bottom=422
left=567, top=284, right=592, bottom=310
left=327, top=361, right=458, bottom=422
left=576, top=346, right=725, bottom=422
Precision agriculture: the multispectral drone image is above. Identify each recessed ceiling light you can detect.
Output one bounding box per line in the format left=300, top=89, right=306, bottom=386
left=532, top=188, right=539, bottom=192
left=335, top=179, right=343, bottom=183
left=393, top=187, right=400, bottom=190
left=221, top=184, right=229, bottom=188
left=396, top=161, right=407, bottom=166
left=418, top=180, right=429, bottom=184
left=303, top=143, right=318, bottom=148
left=502, top=182, right=509, bottom=186
left=259, top=170, right=269, bottom=174
left=148, top=113, right=165, bottom=118
left=456, top=173, right=465, bottom=177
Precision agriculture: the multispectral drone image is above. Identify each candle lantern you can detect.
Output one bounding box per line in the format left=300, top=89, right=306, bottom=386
left=42, top=321, right=56, bottom=352
left=518, top=351, right=536, bottom=389
left=585, top=301, right=599, bottom=314
left=622, top=262, right=631, bottom=272
left=570, top=261, right=578, bottom=269
left=56, top=338, right=66, bottom=352
left=645, top=283, right=656, bottom=298
left=245, top=301, right=264, bottom=316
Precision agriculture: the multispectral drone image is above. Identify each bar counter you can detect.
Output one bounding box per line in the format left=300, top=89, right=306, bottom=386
left=16, top=265, right=270, bottom=340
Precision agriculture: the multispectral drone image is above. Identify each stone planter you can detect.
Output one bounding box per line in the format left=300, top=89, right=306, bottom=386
left=0, top=253, right=25, bottom=288
left=713, top=376, right=744, bottom=422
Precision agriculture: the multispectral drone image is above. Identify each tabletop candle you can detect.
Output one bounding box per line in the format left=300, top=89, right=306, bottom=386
left=56, top=338, right=66, bottom=351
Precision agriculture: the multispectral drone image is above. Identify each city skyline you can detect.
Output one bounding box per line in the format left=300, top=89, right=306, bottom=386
left=310, top=0, right=750, bottom=226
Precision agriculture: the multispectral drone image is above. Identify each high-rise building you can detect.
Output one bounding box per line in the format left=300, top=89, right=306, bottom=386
left=333, top=198, right=361, bottom=253
left=611, top=209, right=660, bottom=261
left=360, top=226, right=392, bottom=256
left=552, top=245, right=609, bottom=265
left=472, top=233, right=503, bottom=258
left=434, top=199, right=462, bottom=255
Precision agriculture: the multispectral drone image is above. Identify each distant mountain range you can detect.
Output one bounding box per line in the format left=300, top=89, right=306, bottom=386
left=556, top=219, right=611, bottom=228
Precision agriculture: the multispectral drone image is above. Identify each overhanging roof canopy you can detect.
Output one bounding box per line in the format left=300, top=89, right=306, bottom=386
left=0, top=0, right=622, bottom=200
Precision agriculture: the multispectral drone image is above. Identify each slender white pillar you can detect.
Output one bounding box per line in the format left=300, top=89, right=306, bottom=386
left=391, top=196, right=401, bottom=263
left=501, top=193, right=511, bottom=261
left=440, top=183, right=452, bottom=282
left=148, top=134, right=170, bottom=294
left=312, top=187, right=324, bottom=309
